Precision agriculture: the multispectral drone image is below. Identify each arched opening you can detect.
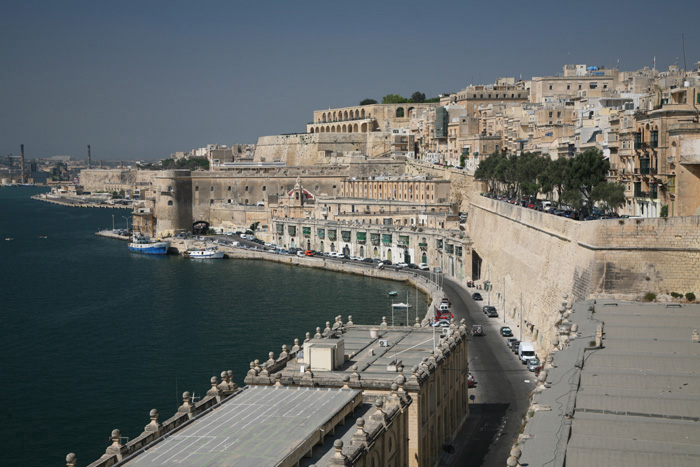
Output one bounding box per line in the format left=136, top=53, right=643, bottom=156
left=408, top=106, right=415, bottom=116
left=320, top=241, right=324, bottom=252
left=387, top=249, right=393, bottom=261
left=360, top=246, right=364, bottom=257
left=422, top=253, right=427, bottom=264
left=361, top=123, right=367, bottom=132
left=404, top=249, right=411, bottom=264
left=373, top=247, right=378, bottom=258
left=343, top=244, right=350, bottom=255
left=344, top=110, right=349, bottom=120
left=310, top=127, right=315, bottom=133
left=307, top=240, right=311, bottom=250
left=347, top=125, right=352, bottom=133
left=330, top=242, right=336, bottom=252
left=342, top=124, right=347, bottom=132
left=361, top=109, right=365, bottom=118
left=353, top=123, right=358, bottom=132
left=396, top=107, right=404, bottom=118
left=322, top=113, right=327, bottom=123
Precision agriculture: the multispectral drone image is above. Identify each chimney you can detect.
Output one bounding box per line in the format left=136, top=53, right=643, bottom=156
left=87, top=145, right=91, bottom=169
left=20, top=144, right=25, bottom=184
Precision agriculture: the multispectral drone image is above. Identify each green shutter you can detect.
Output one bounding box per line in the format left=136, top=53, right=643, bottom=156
left=288, top=226, right=296, bottom=236
left=328, top=229, right=337, bottom=240
left=341, top=230, right=351, bottom=241
left=382, top=234, right=392, bottom=244
left=357, top=232, right=366, bottom=241
left=302, top=226, right=311, bottom=236
left=317, top=228, right=325, bottom=239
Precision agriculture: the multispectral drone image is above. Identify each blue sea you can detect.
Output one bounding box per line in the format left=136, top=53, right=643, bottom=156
left=0, top=187, right=424, bottom=465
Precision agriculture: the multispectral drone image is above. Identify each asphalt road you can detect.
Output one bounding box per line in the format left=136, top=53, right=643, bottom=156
left=440, top=277, right=535, bottom=467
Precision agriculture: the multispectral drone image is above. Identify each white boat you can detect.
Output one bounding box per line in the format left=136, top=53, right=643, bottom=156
left=183, top=248, right=225, bottom=259
left=129, top=234, right=170, bottom=255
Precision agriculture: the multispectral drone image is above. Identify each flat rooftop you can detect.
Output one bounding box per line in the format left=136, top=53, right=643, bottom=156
left=520, top=300, right=700, bottom=467
left=123, top=386, right=360, bottom=467
left=278, top=325, right=454, bottom=383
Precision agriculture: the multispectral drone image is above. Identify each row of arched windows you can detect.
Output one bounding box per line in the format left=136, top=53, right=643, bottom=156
left=309, top=122, right=370, bottom=133
left=320, top=108, right=368, bottom=123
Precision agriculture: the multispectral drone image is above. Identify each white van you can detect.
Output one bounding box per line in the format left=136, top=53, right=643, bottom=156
left=518, top=342, right=536, bottom=364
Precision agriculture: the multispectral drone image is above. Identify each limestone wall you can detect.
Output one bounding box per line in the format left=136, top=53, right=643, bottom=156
left=467, top=195, right=700, bottom=354
left=80, top=169, right=156, bottom=193
left=254, top=133, right=369, bottom=165
left=406, top=162, right=484, bottom=210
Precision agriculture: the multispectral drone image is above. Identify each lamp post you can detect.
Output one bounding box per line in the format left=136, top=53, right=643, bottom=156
left=122, top=216, right=130, bottom=231
left=112, top=214, right=115, bottom=232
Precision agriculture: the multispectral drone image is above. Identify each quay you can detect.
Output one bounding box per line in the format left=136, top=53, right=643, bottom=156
left=95, top=230, right=131, bottom=241
left=31, top=193, right=132, bottom=209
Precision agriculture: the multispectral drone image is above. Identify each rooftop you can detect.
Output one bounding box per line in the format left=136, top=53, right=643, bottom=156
left=122, top=386, right=361, bottom=467
left=520, top=300, right=700, bottom=467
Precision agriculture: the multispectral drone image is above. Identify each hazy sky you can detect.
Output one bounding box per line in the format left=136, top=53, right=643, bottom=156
left=2, top=0, right=699, bottom=161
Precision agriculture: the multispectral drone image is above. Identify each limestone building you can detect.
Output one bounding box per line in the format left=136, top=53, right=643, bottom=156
left=245, top=318, right=471, bottom=467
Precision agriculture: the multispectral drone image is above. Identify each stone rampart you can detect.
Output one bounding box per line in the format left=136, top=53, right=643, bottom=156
left=406, top=162, right=484, bottom=210
left=254, top=133, right=368, bottom=165
left=80, top=169, right=156, bottom=192
left=468, top=195, right=700, bottom=354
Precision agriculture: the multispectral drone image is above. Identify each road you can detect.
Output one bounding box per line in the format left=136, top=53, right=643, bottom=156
left=188, top=236, right=532, bottom=465
left=441, top=277, right=535, bottom=467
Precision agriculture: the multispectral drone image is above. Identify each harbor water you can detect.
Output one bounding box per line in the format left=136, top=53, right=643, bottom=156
left=0, top=187, right=426, bottom=465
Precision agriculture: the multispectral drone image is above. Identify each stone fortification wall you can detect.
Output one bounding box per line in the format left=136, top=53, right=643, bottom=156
left=254, top=133, right=368, bottom=165
left=406, top=162, right=484, bottom=210
left=468, top=195, right=700, bottom=354
left=80, top=169, right=156, bottom=193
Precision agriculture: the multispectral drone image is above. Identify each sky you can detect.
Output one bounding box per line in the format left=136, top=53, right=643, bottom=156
left=2, top=0, right=699, bottom=161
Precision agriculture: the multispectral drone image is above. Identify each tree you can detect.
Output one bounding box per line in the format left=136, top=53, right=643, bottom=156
left=565, top=149, right=609, bottom=208
left=540, top=157, right=570, bottom=203
left=360, top=98, right=377, bottom=106
left=591, top=182, right=626, bottom=213
left=411, top=92, right=426, bottom=103
left=382, top=94, right=409, bottom=104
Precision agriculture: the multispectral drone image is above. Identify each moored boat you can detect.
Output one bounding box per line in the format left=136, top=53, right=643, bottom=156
left=128, top=234, right=170, bottom=255
left=183, top=248, right=225, bottom=259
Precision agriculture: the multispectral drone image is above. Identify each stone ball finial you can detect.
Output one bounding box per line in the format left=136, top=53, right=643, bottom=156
left=376, top=399, right=384, bottom=409
left=221, top=370, right=228, bottom=380
left=211, top=376, right=218, bottom=385
left=412, top=365, right=419, bottom=375
left=150, top=409, right=158, bottom=419
left=66, top=453, right=77, bottom=463
left=334, top=439, right=343, bottom=449
left=510, top=446, right=522, bottom=458
left=111, top=429, right=121, bottom=438
left=507, top=456, right=519, bottom=467
left=182, top=391, right=190, bottom=401
left=382, top=316, right=387, bottom=322
left=356, top=417, right=365, bottom=428
left=390, top=382, right=399, bottom=392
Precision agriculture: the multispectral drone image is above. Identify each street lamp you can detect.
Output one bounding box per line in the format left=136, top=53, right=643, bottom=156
left=122, top=216, right=130, bottom=231
left=112, top=214, right=115, bottom=232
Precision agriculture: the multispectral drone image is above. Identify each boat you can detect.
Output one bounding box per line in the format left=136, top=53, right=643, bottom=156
left=128, top=234, right=170, bottom=255
left=183, top=248, right=225, bottom=259
left=388, top=291, right=398, bottom=297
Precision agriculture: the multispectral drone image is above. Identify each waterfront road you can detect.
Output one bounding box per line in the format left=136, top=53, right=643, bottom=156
left=440, top=277, right=535, bottom=467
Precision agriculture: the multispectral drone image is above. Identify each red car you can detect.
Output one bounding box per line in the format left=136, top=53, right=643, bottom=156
left=468, top=372, right=475, bottom=388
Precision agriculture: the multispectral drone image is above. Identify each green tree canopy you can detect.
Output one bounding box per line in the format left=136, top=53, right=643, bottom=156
left=360, top=98, right=377, bottom=105
left=591, top=182, right=625, bottom=213
left=565, top=149, right=609, bottom=207
left=411, top=92, right=426, bottom=103
left=381, top=94, right=410, bottom=104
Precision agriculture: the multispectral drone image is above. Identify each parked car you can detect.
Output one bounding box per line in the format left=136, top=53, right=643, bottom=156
left=527, top=358, right=542, bottom=372
left=482, top=305, right=496, bottom=314
left=394, top=262, right=407, bottom=269
left=486, top=308, right=498, bottom=318
left=434, top=267, right=442, bottom=273
left=304, top=250, right=314, bottom=256
left=407, top=263, right=419, bottom=269
left=431, top=318, right=450, bottom=327
left=472, top=292, right=483, bottom=301
left=418, top=263, right=430, bottom=270
left=471, top=325, right=483, bottom=336
left=510, top=340, right=520, bottom=353
left=506, top=337, right=518, bottom=348
left=500, top=326, right=513, bottom=337
left=468, top=372, right=475, bottom=388
left=362, top=257, right=374, bottom=263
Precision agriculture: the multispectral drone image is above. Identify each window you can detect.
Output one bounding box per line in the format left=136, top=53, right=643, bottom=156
left=262, top=186, right=266, bottom=191
left=549, top=112, right=553, bottom=117
left=245, top=186, right=249, bottom=191
left=195, top=186, right=199, bottom=191
left=567, top=85, right=570, bottom=90
left=549, top=85, right=553, bottom=90
left=210, top=186, right=214, bottom=191
left=167, top=200, right=173, bottom=206
left=227, top=186, right=231, bottom=191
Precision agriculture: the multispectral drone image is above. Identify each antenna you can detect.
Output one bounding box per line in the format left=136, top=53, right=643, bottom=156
left=682, top=33, right=687, bottom=76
